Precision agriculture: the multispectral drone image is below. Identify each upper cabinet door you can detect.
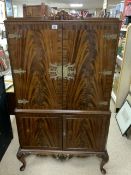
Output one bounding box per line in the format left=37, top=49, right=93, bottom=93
left=6, top=22, right=63, bottom=109
left=62, top=21, right=119, bottom=110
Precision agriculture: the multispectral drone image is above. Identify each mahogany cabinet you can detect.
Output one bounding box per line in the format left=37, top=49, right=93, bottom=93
left=4, top=18, right=120, bottom=174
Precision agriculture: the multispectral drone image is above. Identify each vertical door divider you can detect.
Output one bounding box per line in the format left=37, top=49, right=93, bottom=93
left=62, top=23, right=64, bottom=149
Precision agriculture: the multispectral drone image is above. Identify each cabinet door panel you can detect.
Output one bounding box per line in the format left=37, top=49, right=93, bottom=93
left=6, top=22, right=62, bottom=109
left=63, top=114, right=110, bottom=151
left=16, top=113, right=62, bottom=149
left=62, top=22, right=119, bottom=110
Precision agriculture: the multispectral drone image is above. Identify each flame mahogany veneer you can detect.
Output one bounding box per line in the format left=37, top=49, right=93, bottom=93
left=4, top=17, right=120, bottom=174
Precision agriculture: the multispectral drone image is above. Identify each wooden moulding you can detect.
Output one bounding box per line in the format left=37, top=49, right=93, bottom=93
left=4, top=17, right=121, bottom=22
left=15, top=109, right=111, bottom=115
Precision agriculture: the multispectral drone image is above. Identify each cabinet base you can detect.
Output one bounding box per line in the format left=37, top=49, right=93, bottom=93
left=17, top=148, right=109, bottom=174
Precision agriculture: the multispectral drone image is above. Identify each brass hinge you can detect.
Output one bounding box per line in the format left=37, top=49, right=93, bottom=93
left=8, top=33, right=22, bottom=39
left=99, top=71, right=112, bottom=75
left=13, top=68, right=26, bottom=75
left=103, top=34, right=117, bottom=40
left=18, top=99, right=29, bottom=104
left=99, top=101, right=108, bottom=106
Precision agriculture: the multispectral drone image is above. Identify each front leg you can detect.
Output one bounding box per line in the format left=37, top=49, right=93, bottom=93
left=99, top=151, right=109, bottom=174
left=17, top=148, right=29, bottom=171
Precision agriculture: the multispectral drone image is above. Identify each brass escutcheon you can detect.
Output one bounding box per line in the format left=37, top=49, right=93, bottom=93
left=49, top=63, right=76, bottom=80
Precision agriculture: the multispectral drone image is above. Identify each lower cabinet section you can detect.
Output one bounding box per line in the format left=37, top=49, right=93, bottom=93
left=16, top=111, right=110, bottom=152
left=63, top=114, right=110, bottom=151
left=15, top=110, right=110, bottom=173
left=16, top=113, right=62, bottom=149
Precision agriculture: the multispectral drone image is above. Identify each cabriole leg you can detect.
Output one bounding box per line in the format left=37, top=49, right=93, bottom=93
left=17, top=148, right=29, bottom=171
left=100, top=151, right=109, bottom=174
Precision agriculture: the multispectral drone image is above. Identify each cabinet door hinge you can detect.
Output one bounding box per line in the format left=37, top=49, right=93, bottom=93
left=103, top=34, right=117, bottom=40
left=18, top=99, right=29, bottom=104
left=99, top=101, right=108, bottom=106
left=13, top=69, right=26, bottom=75
left=8, top=33, right=22, bottom=39
left=99, top=71, right=112, bottom=75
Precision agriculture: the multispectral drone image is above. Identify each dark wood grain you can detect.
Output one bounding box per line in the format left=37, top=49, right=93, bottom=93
left=5, top=20, right=120, bottom=110
left=6, top=22, right=63, bottom=109
left=63, top=114, right=110, bottom=151
left=62, top=22, right=119, bottom=110
left=16, top=113, right=62, bottom=149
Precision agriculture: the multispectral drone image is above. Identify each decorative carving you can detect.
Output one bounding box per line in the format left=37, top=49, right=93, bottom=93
left=53, top=153, right=73, bottom=161
left=97, top=151, right=109, bottom=174
left=52, top=10, right=74, bottom=20
left=49, top=63, right=76, bottom=80
left=17, top=149, right=30, bottom=171
left=36, top=153, right=73, bottom=160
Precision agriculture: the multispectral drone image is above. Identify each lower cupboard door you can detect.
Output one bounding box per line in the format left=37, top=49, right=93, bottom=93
left=16, top=114, right=62, bottom=149
left=63, top=114, right=110, bottom=151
